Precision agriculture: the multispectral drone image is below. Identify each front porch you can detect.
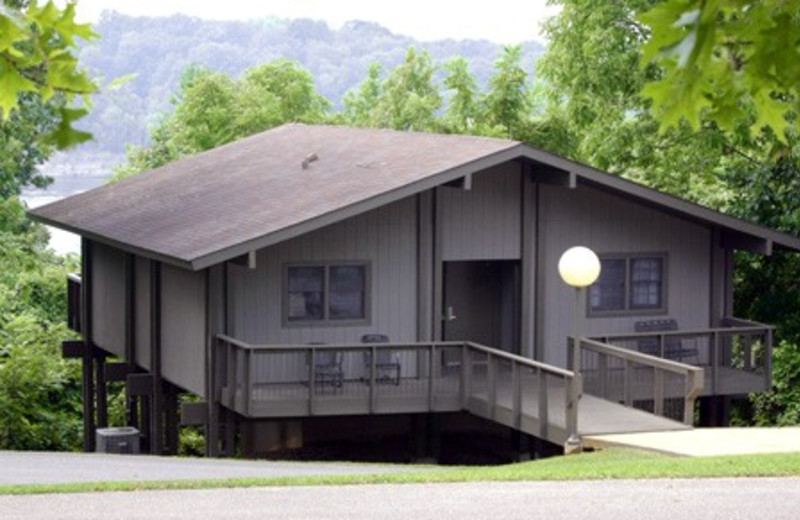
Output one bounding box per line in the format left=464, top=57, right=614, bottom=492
left=215, top=336, right=698, bottom=448
left=213, top=317, right=771, bottom=450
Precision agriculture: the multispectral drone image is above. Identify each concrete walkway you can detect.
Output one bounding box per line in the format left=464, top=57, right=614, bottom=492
left=0, top=451, right=431, bottom=486
left=584, top=426, right=800, bottom=456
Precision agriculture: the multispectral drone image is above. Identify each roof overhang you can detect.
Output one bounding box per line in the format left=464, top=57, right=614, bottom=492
left=29, top=125, right=800, bottom=270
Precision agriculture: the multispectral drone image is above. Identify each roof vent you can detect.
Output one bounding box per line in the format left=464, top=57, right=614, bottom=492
left=301, top=152, right=319, bottom=169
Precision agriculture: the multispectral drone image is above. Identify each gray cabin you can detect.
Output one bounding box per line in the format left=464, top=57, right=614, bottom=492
left=31, top=124, right=800, bottom=460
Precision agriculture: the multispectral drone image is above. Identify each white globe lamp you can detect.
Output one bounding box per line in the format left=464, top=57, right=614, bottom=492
left=558, top=246, right=601, bottom=288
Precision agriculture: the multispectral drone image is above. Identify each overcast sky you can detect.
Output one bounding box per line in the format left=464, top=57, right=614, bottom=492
left=67, top=0, right=559, bottom=44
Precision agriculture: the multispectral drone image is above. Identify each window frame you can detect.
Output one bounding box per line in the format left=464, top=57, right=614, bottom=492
left=282, top=260, right=371, bottom=327
left=587, top=253, right=668, bottom=317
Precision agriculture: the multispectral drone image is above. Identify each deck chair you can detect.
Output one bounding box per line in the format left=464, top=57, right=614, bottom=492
left=634, top=319, right=698, bottom=362
left=361, top=334, right=400, bottom=385
left=311, top=348, right=344, bottom=393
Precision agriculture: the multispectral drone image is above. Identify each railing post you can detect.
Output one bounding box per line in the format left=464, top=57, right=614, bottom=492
left=428, top=344, right=435, bottom=411
left=459, top=343, right=468, bottom=408
left=512, top=362, right=521, bottom=430
left=712, top=331, right=720, bottom=394
left=487, top=352, right=496, bottom=420
left=623, top=359, right=632, bottom=407
left=244, top=348, right=252, bottom=416
left=684, top=373, right=695, bottom=425
left=226, top=339, right=235, bottom=408
left=566, top=372, right=580, bottom=442
left=653, top=369, right=664, bottom=417
left=308, top=346, right=316, bottom=416
left=538, top=368, right=548, bottom=439
left=370, top=345, right=377, bottom=414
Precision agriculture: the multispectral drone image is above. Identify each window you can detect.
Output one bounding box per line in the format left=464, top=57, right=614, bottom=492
left=589, top=254, right=666, bottom=315
left=285, top=262, right=369, bottom=325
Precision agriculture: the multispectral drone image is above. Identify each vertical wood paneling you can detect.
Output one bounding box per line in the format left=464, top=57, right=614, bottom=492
left=228, top=197, right=418, bottom=346
left=161, top=264, right=207, bottom=396
left=521, top=173, right=536, bottom=359
left=440, top=164, right=521, bottom=261
left=538, top=185, right=712, bottom=367
left=91, top=243, right=125, bottom=356
left=134, top=257, right=151, bottom=370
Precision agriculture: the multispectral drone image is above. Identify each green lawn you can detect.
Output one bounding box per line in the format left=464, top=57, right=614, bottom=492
left=3, top=448, right=799, bottom=495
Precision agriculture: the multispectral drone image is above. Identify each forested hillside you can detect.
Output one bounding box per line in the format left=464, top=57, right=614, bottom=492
left=71, top=11, right=544, bottom=163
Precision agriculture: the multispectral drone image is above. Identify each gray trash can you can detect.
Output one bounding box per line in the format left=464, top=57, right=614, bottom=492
left=96, top=427, right=140, bottom=454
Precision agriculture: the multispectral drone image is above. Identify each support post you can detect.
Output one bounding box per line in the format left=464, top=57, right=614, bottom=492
left=124, top=253, right=138, bottom=429
left=164, top=382, right=180, bottom=455
left=149, top=260, right=163, bottom=455
left=81, top=238, right=96, bottom=452
left=95, top=353, right=108, bottom=428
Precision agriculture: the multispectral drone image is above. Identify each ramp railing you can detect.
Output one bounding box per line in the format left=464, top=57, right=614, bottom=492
left=573, top=337, right=704, bottom=424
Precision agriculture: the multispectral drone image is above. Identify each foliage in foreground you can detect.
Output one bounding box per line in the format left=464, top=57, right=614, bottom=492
left=0, top=197, right=82, bottom=450
left=0, top=0, right=98, bottom=149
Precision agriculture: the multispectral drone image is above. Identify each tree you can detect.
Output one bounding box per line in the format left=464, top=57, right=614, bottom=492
left=116, top=60, right=331, bottom=177
left=373, top=47, right=441, bottom=131
left=727, top=157, right=800, bottom=426
left=0, top=93, right=57, bottom=197
left=537, top=0, right=733, bottom=204
left=441, top=57, right=479, bottom=134
left=639, top=1, right=800, bottom=141
left=341, top=63, right=384, bottom=127
left=0, top=196, right=82, bottom=451
left=0, top=0, right=98, bottom=149
left=481, top=46, right=531, bottom=138
left=341, top=48, right=441, bottom=132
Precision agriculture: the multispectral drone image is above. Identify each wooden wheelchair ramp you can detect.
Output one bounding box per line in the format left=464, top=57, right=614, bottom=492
left=217, top=336, right=698, bottom=448
left=462, top=369, right=691, bottom=447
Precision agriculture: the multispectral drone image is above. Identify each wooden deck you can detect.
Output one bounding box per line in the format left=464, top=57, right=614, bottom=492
left=242, top=372, right=689, bottom=444
left=217, top=338, right=693, bottom=448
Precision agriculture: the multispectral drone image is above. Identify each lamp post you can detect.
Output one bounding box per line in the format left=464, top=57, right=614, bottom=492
left=558, top=246, right=601, bottom=451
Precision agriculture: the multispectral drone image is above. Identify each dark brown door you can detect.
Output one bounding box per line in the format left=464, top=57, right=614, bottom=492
left=442, top=261, right=520, bottom=353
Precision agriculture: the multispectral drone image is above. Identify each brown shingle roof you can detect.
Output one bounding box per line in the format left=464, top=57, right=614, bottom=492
left=30, top=124, right=522, bottom=269
left=30, top=123, right=800, bottom=269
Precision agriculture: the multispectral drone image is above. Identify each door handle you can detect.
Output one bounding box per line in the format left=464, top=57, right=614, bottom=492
left=443, top=306, right=457, bottom=321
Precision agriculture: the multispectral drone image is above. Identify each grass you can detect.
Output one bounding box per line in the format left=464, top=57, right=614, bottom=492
left=2, top=448, right=800, bottom=495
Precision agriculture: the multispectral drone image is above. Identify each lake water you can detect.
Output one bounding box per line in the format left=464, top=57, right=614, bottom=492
left=21, top=174, right=111, bottom=256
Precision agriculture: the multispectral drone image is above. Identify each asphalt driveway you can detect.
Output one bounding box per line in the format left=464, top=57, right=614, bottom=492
left=0, top=451, right=429, bottom=486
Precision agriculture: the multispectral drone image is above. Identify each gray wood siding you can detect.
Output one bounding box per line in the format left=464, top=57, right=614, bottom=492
left=134, top=257, right=151, bottom=370
left=90, top=243, right=125, bottom=357
left=538, top=185, right=712, bottom=367
left=161, top=264, right=207, bottom=396
left=440, top=164, right=521, bottom=261
left=227, top=198, right=418, bottom=380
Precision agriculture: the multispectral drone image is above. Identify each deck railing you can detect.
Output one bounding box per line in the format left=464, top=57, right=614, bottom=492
left=573, top=337, right=704, bottom=424
left=214, top=335, right=582, bottom=444
left=592, top=317, right=773, bottom=396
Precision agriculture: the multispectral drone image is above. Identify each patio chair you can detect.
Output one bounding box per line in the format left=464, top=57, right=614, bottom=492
left=361, top=334, right=401, bottom=385
left=634, top=319, right=699, bottom=362
left=310, top=348, right=344, bottom=393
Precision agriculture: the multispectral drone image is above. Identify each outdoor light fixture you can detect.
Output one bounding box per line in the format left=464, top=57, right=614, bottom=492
left=558, top=246, right=601, bottom=288
left=558, top=245, right=601, bottom=452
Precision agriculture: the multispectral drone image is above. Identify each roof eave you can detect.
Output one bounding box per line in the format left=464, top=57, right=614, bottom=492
left=28, top=212, right=196, bottom=271
left=517, top=146, right=800, bottom=254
